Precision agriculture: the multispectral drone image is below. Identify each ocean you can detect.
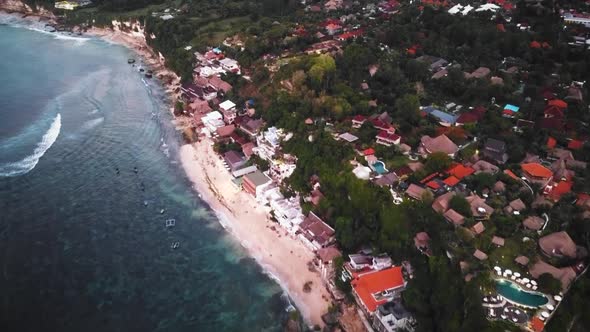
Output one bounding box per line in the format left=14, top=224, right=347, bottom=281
left=0, top=15, right=290, bottom=332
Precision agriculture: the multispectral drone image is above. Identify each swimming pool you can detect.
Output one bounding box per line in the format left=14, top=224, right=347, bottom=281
left=496, top=279, right=548, bottom=307
left=371, top=161, right=388, bottom=174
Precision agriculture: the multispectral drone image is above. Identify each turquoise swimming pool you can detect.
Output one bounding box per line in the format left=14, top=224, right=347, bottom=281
left=372, top=161, right=388, bottom=174
left=496, top=279, right=548, bottom=307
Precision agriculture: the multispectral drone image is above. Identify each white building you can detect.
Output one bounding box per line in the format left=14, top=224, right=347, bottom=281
left=255, top=127, right=284, bottom=161
left=562, top=13, right=590, bottom=27
left=219, top=58, right=241, bottom=74
left=373, top=300, right=416, bottom=332
left=201, top=111, right=225, bottom=133
left=270, top=196, right=305, bottom=233
left=219, top=100, right=237, bottom=124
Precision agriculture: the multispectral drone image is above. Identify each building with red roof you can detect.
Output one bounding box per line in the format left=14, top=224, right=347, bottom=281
left=530, top=316, right=545, bottom=332
left=443, top=175, right=460, bottom=187
left=544, top=105, right=564, bottom=119
left=352, top=114, right=367, bottom=128
left=547, top=136, right=557, bottom=149
left=351, top=266, right=406, bottom=314
left=568, top=139, right=584, bottom=150
left=545, top=180, right=573, bottom=202
left=363, top=148, right=375, bottom=156
left=447, top=164, right=475, bottom=179
left=548, top=99, right=567, bottom=109
left=521, top=163, right=553, bottom=186
left=376, top=131, right=401, bottom=146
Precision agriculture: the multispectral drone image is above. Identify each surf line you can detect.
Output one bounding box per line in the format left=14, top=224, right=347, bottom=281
left=0, top=113, right=61, bottom=177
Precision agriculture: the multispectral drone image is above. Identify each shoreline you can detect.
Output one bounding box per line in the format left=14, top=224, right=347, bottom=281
left=179, top=141, right=331, bottom=327
left=1, top=8, right=331, bottom=327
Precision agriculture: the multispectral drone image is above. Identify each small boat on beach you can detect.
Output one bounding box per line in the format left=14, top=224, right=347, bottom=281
left=128, top=58, right=136, bottom=64
left=171, top=241, right=180, bottom=249
left=160, top=209, right=165, bottom=214
left=165, top=219, right=176, bottom=227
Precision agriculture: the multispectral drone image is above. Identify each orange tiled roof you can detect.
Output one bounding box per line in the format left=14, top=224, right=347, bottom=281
left=568, top=139, right=583, bottom=150
left=531, top=316, right=545, bottom=332
left=547, top=180, right=573, bottom=202
left=443, top=175, right=460, bottom=187
left=504, top=169, right=519, bottom=180
left=522, top=163, right=553, bottom=179
left=351, top=267, right=405, bottom=312
left=547, top=137, right=556, bottom=149
left=426, top=180, right=440, bottom=189
left=447, top=164, right=475, bottom=179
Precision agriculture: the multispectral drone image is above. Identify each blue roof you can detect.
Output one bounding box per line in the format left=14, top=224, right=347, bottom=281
left=430, top=110, right=458, bottom=124
left=504, top=104, right=520, bottom=113
left=422, top=106, right=438, bottom=114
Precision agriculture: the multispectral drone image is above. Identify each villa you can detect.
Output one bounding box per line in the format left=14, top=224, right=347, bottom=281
left=270, top=196, right=305, bottom=233
left=539, top=231, right=578, bottom=259
left=373, top=300, right=416, bottom=332
left=443, top=209, right=465, bottom=226
left=351, top=266, right=406, bottom=315
left=482, top=138, right=509, bottom=165
left=298, top=212, right=335, bottom=251
left=219, top=100, right=237, bottom=124
left=466, top=195, right=494, bottom=220
left=223, top=150, right=246, bottom=171
left=521, top=163, right=553, bottom=187
left=419, top=134, right=459, bottom=157
left=242, top=170, right=272, bottom=199
left=375, top=131, right=401, bottom=146
left=529, top=260, right=577, bottom=290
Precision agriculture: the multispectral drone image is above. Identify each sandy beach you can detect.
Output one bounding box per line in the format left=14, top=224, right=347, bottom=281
left=0, top=8, right=332, bottom=326
left=180, top=140, right=331, bottom=326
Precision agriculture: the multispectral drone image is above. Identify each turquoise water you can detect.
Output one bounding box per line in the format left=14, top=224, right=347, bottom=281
left=496, top=280, right=548, bottom=307
left=0, top=16, right=289, bottom=331
left=372, top=161, right=387, bottom=174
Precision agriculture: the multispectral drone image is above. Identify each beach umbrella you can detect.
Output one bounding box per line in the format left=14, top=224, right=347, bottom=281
left=541, top=312, right=550, bottom=318
left=547, top=304, right=555, bottom=311
left=554, top=295, right=562, bottom=301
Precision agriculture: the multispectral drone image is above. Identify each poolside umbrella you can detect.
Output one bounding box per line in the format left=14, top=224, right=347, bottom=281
left=513, top=272, right=521, bottom=277
left=494, top=266, right=501, bottom=271
left=522, top=277, right=530, bottom=283
left=531, top=280, right=538, bottom=285
left=505, top=269, right=513, bottom=275
left=554, top=295, right=562, bottom=301
left=541, top=312, right=550, bottom=318
left=547, top=304, right=555, bottom=311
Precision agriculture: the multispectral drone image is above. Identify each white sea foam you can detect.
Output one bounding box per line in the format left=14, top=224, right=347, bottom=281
left=0, top=114, right=61, bottom=177
left=80, top=117, right=104, bottom=132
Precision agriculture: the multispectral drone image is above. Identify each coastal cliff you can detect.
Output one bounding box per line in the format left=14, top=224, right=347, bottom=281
left=0, top=0, right=55, bottom=18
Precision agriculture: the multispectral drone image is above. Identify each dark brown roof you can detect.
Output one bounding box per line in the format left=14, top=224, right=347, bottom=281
left=539, top=231, right=577, bottom=258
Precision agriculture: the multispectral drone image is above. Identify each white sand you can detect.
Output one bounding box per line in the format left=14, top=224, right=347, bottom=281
left=179, top=140, right=331, bottom=326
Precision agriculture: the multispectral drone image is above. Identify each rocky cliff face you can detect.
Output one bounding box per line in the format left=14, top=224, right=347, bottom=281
left=0, top=0, right=55, bottom=19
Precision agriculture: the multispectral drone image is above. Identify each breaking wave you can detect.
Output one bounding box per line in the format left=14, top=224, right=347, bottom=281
left=0, top=114, right=61, bottom=177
